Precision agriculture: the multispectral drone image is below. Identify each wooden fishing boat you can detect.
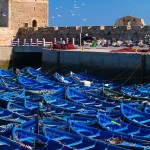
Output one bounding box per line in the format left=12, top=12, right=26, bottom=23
left=86, top=89, right=140, bottom=105
left=68, top=71, right=104, bottom=83
left=25, top=97, right=98, bottom=117
left=23, top=99, right=80, bottom=117
left=121, top=103, right=150, bottom=128
left=103, top=87, right=129, bottom=100
left=12, top=127, right=71, bottom=150
left=69, top=121, right=150, bottom=150
left=0, top=78, right=24, bottom=91
left=66, top=87, right=119, bottom=109
left=26, top=66, right=52, bottom=79
left=0, top=107, right=30, bottom=125
left=0, top=89, right=26, bottom=103
left=0, top=117, right=38, bottom=138
left=0, top=68, right=16, bottom=79
left=36, top=76, right=63, bottom=87
left=0, top=135, right=25, bottom=150
left=137, top=86, right=150, bottom=95
left=121, top=87, right=150, bottom=100
left=0, top=90, right=26, bottom=104
left=44, top=94, right=121, bottom=117
left=55, top=115, right=98, bottom=127
left=41, top=117, right=68, bottom=130
left=145, top=105, right=150, bottom=114
left=54, top=72, right=75, bottom=84
left=97, top=112, right=150, bottom=141
left=0, top=83, right=11, bottom=93
left=68, top=71, right=121, bottom=89
left=18, top=75, right=65, bottom=95
left=17, top=75, right=45, bottom=88
left=43, top=126, right=127, bottom=150
left=7, top=102, right=36, bottom=116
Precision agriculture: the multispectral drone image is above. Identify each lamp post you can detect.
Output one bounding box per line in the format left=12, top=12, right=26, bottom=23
left=80, top=26, right=82, bottom=47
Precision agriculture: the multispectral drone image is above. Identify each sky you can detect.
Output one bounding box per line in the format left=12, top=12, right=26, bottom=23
left=49, top=0, right=150, bottom=27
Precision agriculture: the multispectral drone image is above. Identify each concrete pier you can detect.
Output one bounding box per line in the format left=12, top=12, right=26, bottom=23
left=0, top=46, right=150, bottom=83
left=42, top=48, right=146, bottom=83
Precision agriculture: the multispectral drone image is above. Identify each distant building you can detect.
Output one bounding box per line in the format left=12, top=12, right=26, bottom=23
left=115, top=16, right=146, bottom=26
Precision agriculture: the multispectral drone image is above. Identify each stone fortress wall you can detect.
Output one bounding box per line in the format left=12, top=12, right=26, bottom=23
left=12, top=15, right=150, bottom=45
left=0, top=1, right=150, bottom=46
left=15, top=25, right=150, bottom=45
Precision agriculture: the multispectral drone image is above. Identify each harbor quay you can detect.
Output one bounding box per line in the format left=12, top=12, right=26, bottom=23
left=0, top=46, right=149, bottom=84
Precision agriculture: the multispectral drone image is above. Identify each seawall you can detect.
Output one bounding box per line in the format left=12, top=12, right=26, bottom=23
left=42, top=49, right=147, bottom=83
left=0, top=46, right=149, bottom=84
left=0, top=46, right=13, bottom=69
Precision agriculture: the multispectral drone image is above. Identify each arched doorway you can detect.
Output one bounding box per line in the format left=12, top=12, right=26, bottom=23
left=32, top=20, right=37, bottom=27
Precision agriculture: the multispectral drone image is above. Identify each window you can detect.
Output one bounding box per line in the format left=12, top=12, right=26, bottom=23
left=24, top=23, right=28, bottom=27
left=32, top=20, right=37, bottom=27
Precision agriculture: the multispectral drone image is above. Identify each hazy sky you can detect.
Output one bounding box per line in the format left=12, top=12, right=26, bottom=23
left=49, top=0, right=150, bottom=27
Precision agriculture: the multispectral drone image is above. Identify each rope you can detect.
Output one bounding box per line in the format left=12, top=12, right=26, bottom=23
left=44, top=65, right=59, bottom=74
left=122, top=60, right=142, bottom=85
left=109, top=59, right=141, bottom=83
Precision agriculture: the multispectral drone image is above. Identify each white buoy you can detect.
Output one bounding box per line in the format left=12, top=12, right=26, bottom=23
left=79, top=80, right=91, bottom=87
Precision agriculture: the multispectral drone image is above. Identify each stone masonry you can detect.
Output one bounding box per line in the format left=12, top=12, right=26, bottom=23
left=0, top=0, right=48, bottom=46
left=15, top=25, right=150, bottom=45
left=0, top=1, right=150, bottom=46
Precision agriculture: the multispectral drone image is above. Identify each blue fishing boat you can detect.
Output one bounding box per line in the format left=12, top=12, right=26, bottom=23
left=137, top=86, right=150, bottom=94
left=103, top=87, right=130, bottom=100
left=145, top=105, right=150, bottom=114
left=121, top=103, right=150, bottom=128
left=68, top=71, right=104, bottom=83
left=36, top=76, right=63, bottom=87
left=12, top=127, right=71, bottom=150
left=0, top=78, right=24, bottom=91
left=0, top=117, right=38, bottom=137
left=0, top=135, right=25, bottom=150
left=43, top=126, right=127, bottom=150
left=86, top=89, right=141, bottom=106
left=18, top=75, right=65, bottom=95
left=26, top=97, right=98, bottom=117
left=7, top=102, right=36, bottom=116
left=69, top=121, right=150, bottom=150
left=0, top=90, right=26, bottom=108
left=121, top=87, right=150, bottom=100
left=97, top=112, right=150, bottom=141
left=68, top=71, right=121, bottom=89
left=26, top=66, right=52, bottom=79
left=44, top=94, right=121, bottom=117
left=55, top=115, right=98, bottom=126
left=41, top=117, right=67, bottom=129
left=0, top=68, right=16, bottom=79
left=66, top=87, right=119, bottom=109
left=54, top=72, right=75, bottom=84
left=0, top=107, right=30, bottom=125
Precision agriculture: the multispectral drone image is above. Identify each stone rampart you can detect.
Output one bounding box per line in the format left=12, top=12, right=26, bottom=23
left=14, top=25, right=150, bottom=45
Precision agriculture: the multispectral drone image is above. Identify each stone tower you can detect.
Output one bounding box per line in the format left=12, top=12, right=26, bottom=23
left=9, top=0, right=48, bottom=30
left=0, top=0, right=48, bottom=46
left=0, top=0, right=48, bottom=29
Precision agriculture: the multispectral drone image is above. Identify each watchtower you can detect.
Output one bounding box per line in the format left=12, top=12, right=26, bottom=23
left=0, top=0, right=48, bottom=29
